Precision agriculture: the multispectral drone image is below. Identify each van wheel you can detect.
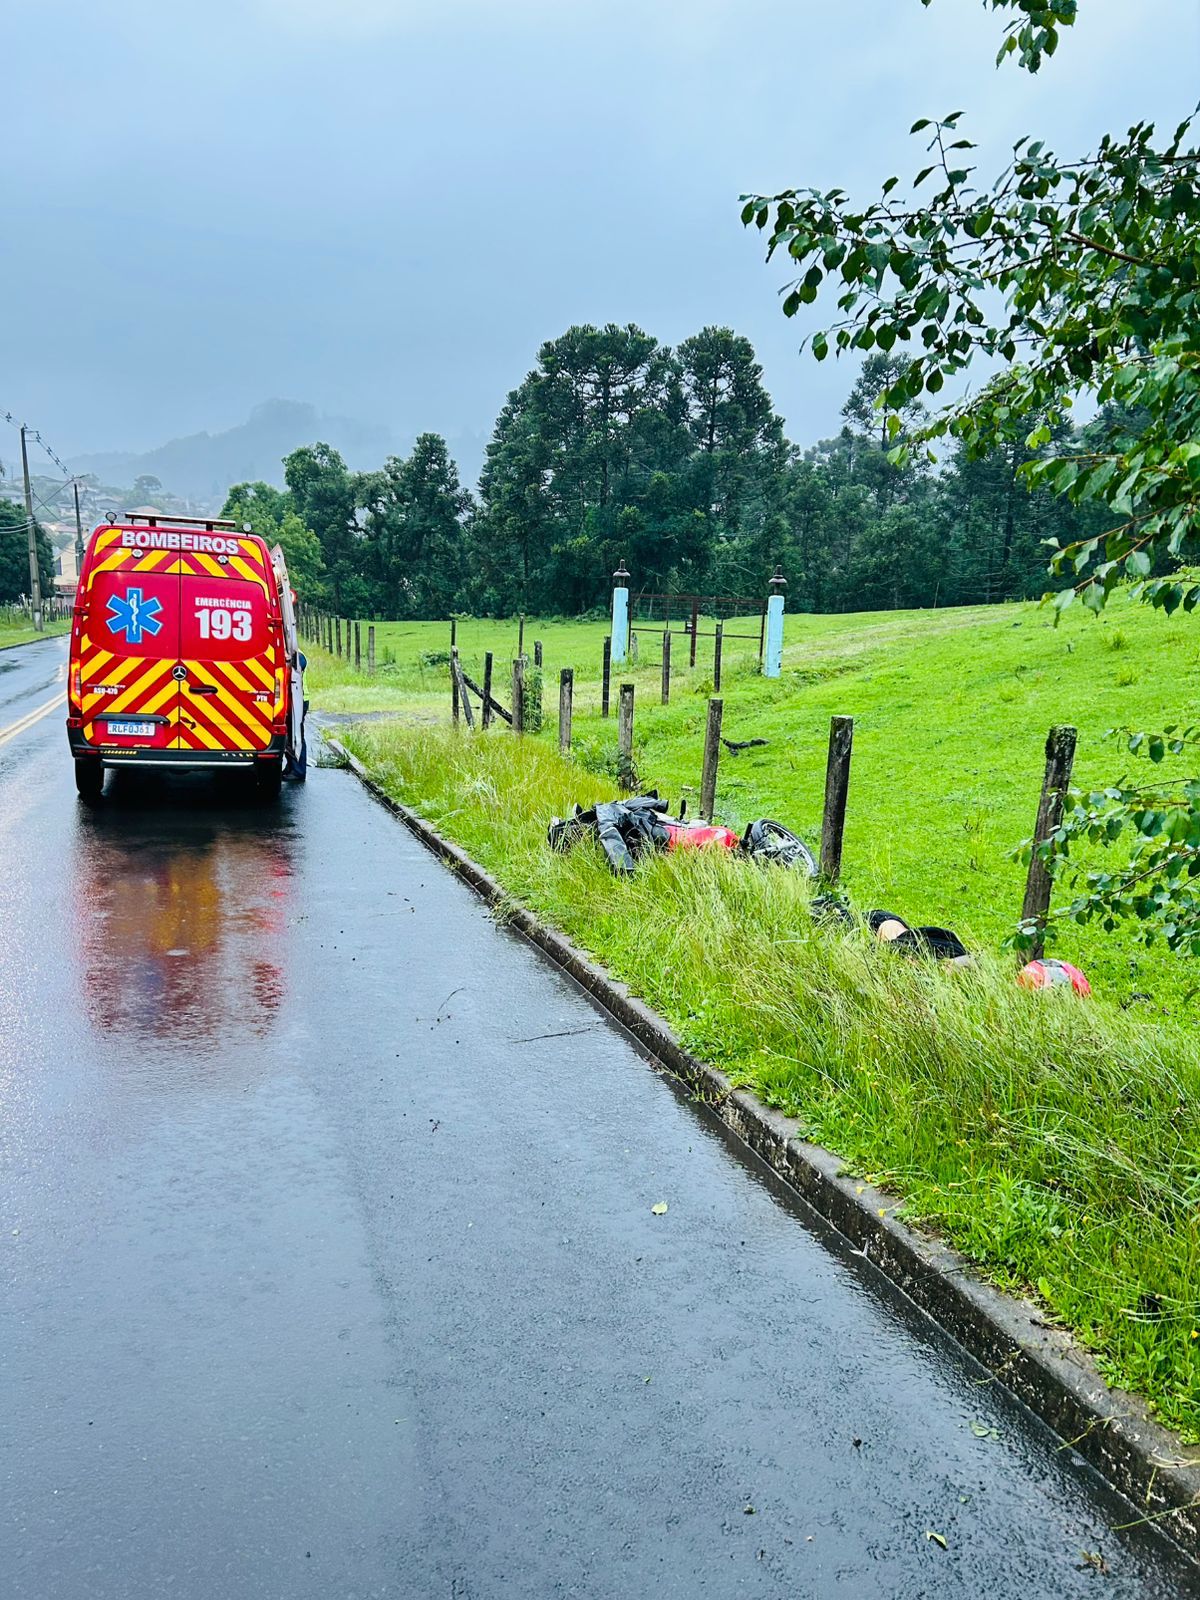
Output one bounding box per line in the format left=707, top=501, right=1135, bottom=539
left=74, top=758, right=104, bottom=801
left=255, top=759, right=283, bottom=801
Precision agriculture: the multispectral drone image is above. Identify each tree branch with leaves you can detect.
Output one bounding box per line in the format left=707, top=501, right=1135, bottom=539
left=741, top=0, right=1200, bottom=952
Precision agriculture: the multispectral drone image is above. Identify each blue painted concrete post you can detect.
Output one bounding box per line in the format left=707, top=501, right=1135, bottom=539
left=764, top=565, right=786, bottom=678
left=611, top=560, right=630, bottom=666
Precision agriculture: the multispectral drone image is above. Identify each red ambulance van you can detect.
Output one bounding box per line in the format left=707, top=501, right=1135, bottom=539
left=67, top=515, right=307, bottom=800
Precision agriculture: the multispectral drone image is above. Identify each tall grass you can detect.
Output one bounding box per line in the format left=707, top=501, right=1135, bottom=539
left=344, top=719, right=1200, bottom=1442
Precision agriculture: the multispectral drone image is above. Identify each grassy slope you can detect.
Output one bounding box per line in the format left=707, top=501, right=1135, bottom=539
left=0, top=618, right=70, bottom=650
left=310, top=593, right=1199, bottom=1011
left=341, top=721, right=1200, bottom=1442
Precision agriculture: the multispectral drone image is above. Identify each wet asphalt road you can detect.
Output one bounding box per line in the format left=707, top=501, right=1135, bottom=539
left=2, top=634, right=1197, bottom=1599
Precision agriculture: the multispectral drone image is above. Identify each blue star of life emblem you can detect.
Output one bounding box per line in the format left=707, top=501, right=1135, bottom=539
left=105, top=587, right=164, bottom=646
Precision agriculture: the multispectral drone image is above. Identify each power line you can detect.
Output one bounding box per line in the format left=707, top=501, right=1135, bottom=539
left=0, top=408, right=74, bottom=481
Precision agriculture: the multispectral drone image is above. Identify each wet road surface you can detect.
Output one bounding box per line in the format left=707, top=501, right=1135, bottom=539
left=2, top=634, right=1197, bottom=1599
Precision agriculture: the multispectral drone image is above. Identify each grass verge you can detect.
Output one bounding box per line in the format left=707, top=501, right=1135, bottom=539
left=343, top=718, right=1200, bottom=1443
left=0, top=619, right=69, bottom=650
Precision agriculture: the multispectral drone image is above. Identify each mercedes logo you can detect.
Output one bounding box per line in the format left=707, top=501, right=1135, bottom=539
left=172, top=664, right=188, bottom=681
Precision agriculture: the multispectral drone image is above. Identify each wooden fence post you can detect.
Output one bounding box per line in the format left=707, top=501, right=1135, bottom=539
left=482, top=651, right=494, bottom=729
left=1021, top=724, right=1078, bottom=958
left=689, top=597, right=700, bottom=667
left=335, top=617, right=342, bottom=658
left=713, top=621, right=723, bottom=693
left=452, top=648, right=475, bottom=729
left=559, top=667, right=573, bottom=755
left=661, top=630, right=671, bottom=705
left=368, top=624, right=376, bottom=675
left=601, top=635, right=612, bottom=718
left=518, top=614, right=525, bottom=660
left=820, top=715, right=854, bottom=881
left=354, top=621, right=361, bottom=671
left=534, top=639, right=543, bottom=668
left=618, top=683, right=635, bottom=790
left=451, top=652, right=460, bottom=723
left=700, top=697, right=723, bottom=820
left=512, top=657, right=525, bottom=735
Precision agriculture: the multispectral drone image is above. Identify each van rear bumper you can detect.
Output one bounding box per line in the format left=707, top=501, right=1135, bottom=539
left=68, top=729, right=286, bottom=767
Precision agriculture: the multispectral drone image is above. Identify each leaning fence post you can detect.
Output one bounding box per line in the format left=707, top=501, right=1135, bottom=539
left=700, top=697, right=723, bottom=820
left=452, top=648, right=475, bottom=730
left=1021, top=724, right=1078, bottom=958
left=661, top=630, right=671, bottom=705
left=820, top=715, right=855, bottom=881
left=618, top=682, right=635, bottom=790
left=368, top=624, right=376, bottom=675
left=601, top=635, right=612, bottom=718
left=482, top=651, right=494, bottom=729
left=512, top=657, right=525, bottom=735
left=559, top=667, right=573, bottom=755
left=713, top=621, right=723, bottom=693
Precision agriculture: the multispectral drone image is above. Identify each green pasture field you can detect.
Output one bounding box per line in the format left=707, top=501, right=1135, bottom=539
left=308, top=592, right=1200, bottom=1013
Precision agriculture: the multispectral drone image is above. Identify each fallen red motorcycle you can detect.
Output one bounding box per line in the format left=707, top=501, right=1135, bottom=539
left=547, top=793, right=817, bottom=876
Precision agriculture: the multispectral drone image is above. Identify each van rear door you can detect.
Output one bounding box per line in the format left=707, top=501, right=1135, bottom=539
left=176, top=575, right=277, bottom=753
left=81, top=566, right=181, bottom=751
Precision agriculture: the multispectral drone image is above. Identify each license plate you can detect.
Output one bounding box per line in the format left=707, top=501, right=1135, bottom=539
left=106, top=719, right=155, bottom=738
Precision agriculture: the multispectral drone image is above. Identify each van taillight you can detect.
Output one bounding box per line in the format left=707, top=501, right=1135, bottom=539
left=70, top=661, right=82, bottom=706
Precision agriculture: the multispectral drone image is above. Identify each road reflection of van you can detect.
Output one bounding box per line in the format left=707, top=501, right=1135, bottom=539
left=76, top=816, right=293, bottom=1048
left=66, top=515, right=306, bottom=801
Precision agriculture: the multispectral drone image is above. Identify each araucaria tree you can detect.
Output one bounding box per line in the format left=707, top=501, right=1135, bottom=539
left=740, top=0, right=1200, bottom=948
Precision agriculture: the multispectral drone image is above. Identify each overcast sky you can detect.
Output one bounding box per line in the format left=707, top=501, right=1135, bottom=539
left=5, top=0, right=1197, bottom=465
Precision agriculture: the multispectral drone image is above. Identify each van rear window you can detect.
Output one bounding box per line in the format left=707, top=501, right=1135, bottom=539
left=180, top=578, right=270, bottom=662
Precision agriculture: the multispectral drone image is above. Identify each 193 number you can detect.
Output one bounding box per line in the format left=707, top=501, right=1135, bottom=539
left=195, top=607, right=252, bottom=642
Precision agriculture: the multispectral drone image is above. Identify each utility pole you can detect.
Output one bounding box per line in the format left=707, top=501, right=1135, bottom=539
left=72, top=480, right=85, bottom=582
left=19, top=425, right=43, bottom=631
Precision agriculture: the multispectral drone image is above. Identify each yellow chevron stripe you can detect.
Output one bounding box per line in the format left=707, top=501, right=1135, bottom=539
left=104, top=659, right=174, bottom=716
left=175, top=710, right=225, bottom=751
left=183, top=664, right=271, bottom=743
left=192, top=553, right=226, bottom=579
left=242, top=655, right=275, bottom=690
left=82, top=647, right=114, bottom=677
left=229, top=555, right=268, bottom=590
left=139, top=680, right=179, bottom=717
left=134, top=549, right=172, bottom=573
left=187, top=695, right=255, bottom=749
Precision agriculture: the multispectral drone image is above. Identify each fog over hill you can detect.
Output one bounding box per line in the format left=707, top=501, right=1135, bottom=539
left=67, top=400, right=490, bottom=511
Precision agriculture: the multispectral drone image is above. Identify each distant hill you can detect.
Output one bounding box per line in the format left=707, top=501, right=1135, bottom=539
left=69, top=400, right=399, bottom=510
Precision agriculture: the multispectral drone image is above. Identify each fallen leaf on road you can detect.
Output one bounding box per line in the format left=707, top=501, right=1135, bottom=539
left=651, top=1202, right=669, bottom=1215
left=970, top=1421, right=1001, bottom=1440
left=925, top=1530, right=948, bottom=1549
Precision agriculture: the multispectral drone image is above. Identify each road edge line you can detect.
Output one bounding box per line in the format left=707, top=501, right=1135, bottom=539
left=327, top=735, right=1200, bottom=1563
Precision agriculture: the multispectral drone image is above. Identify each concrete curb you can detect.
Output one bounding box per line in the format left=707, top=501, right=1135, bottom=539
left=328, top=736, right=1200, bottom=1563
